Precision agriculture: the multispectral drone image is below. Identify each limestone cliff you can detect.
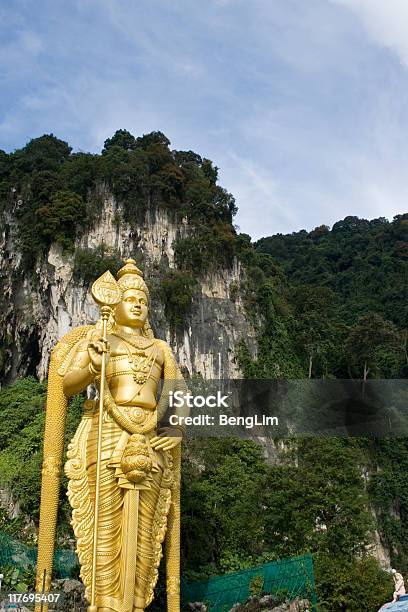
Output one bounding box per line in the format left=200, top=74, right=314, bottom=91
left=0, top=186, right=257, bottom=383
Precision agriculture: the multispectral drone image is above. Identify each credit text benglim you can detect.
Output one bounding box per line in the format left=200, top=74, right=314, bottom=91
left=168, top=390, right=279, bottom=429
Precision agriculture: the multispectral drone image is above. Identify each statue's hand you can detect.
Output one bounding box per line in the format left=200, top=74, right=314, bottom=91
left=150, top=427, right=182, bottom=451
left=87, top=333, right=110, bottom=373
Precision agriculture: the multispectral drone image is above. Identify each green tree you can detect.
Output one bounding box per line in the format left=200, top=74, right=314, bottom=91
left=345, top=313, right=403, bottom=380
left=60, top=152, right=98, bottom=200
left=102, top=129, right=137, bottom=153
left=136, top=131, right=170, bottom=150
left=314, top=553, right=392, bottom=612
left=256, top=215, right=408, bottom=329
left=159, top=270, right=197, bottom=332
left=11, top=134, right=72, bottom=174
left=37, top=190, right=85, bottom=250
left=0, top=377, right=83, bottom=535
left=181, top=438, right=267, bottom=578
left=290, top=285, right=341, bottom=377
left=73, top=245, right=123, bottom=284
left=263, top=439, right=374, bottom=558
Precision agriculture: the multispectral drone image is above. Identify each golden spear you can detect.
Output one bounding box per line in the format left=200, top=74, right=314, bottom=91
left=88, top=270, right=121, bottom=612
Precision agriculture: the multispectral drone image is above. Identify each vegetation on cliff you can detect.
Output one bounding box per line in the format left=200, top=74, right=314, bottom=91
left=237, top=216, right=407, bottom=379
left=257, top=216, right=408, bottom=328
left=0, top=131, right=236, bottom=268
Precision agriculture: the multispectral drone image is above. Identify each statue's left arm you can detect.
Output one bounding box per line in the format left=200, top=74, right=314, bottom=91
left=150, top=341, right=189, bottom=452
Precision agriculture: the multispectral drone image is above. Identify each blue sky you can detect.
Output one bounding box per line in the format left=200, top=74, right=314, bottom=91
left=1, top=0, right=408, bottom=239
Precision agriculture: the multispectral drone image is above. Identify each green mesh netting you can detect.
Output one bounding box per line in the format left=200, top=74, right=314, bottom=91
left=181, top=553, right=317, bottom=612
left=0, top=533, right=316, bottom=611
left=0, top=532, right=78, bottom=578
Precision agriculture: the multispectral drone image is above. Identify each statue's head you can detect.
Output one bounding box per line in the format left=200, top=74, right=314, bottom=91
left=114, top=259, right=151, bottom=333
left=114, top=287, right=148, bottom=329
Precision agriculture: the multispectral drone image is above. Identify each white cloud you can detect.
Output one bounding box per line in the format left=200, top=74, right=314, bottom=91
left=219, top=153, right=298, bottom=238
left=0, top=29, right=43, bottom=75
left=333, top=0, right=408, bottom=66
left=19, top=30, right=43, bottom=54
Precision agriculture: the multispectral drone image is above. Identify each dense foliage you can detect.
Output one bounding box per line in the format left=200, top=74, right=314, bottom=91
left=368, top=438, right=408, bottom=573
left=0, top=377, right=83, bottom=540
left=235, top=219, right=407, bottom=379
left=256, top=216, right=408, bottom=329
left=73, top=245, right=123, bottom=284
left=159, top=269, right=197, bottom=332
left=0, top=131, right=236, bottom=267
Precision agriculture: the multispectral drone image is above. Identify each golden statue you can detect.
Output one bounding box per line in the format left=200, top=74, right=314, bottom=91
left=35, top=259, right=188, bottom=612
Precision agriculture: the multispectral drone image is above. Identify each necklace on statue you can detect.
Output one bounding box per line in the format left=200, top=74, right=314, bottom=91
left=111, top=328, right=157, bottom=386
left=129, top=348, right=157, bottom=385
left=111, top=327, right=156, bottom=351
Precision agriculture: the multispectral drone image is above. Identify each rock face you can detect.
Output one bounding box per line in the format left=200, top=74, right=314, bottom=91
left=0, top=187, right=257, bottom=383
left=0, top=487, right=20, bottom=518
left=219, top=595, right=310, bottom=612
left=371, top=524, right=391, bottom=569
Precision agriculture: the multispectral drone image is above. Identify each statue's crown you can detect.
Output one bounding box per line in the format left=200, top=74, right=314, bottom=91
left=116, top=258, right=149, bottom=296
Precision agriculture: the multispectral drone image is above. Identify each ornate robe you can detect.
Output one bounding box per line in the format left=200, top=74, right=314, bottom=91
left=36, top=325, right=186, bottom=612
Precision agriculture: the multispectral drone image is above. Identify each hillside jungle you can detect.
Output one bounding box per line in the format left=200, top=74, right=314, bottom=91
left=0, top=131, right=408, bottom=610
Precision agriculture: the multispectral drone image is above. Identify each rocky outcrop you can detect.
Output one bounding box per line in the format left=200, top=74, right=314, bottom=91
left=371, top=525, right=391, bottom=569
left=0, top=187, right=257, bottom=383
left=0, top=487, right=20, bottom=518
left=188, top=596, right=311, bottom=612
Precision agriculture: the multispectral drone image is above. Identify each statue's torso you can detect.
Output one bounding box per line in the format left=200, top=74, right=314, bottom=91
left=106, top=333, right=164, bottom=409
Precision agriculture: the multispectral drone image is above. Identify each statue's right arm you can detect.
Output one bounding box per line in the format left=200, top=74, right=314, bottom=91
left=63, top=335, right=109, bottom=396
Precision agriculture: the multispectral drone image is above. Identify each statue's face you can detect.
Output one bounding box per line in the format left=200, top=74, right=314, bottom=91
left=114, top=289, right=148, bottom=328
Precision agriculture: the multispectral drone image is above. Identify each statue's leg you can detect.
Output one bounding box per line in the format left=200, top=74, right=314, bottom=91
left=86, top=417, right=124, bottom=608
left=133, top=470, right=163, bottom=610
left=87, top=457, right=124, bottom=599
